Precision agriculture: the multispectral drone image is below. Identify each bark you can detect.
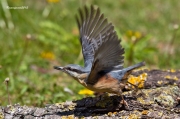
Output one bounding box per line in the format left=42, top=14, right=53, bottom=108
left=0, top=69, right=180, bottom=119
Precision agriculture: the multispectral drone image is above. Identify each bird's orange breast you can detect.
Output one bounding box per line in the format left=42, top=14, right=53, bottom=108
left=86, top=74, right=125, bottom=94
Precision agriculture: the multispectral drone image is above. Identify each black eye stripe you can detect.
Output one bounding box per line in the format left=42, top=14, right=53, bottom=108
left=65, top=67, right=84, bottom=74
left=65, top=67, right=71, bottom=70
left=72, top=69, right=82, bottom=73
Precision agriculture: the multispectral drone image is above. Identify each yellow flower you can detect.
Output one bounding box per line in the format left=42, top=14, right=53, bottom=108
left=134, top=31, right=142, bottom=39
left=47, top=0, right=60, bottom=3
left=125, top=30, right=142, bottom=39
left=40, top=51, right=55, bottom=60
left=78, top=89, right=94, bottom=95
left=126, top=30, right=133, bottom=37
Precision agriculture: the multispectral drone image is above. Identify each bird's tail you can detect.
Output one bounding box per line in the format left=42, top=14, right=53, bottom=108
left=120, top=61, right=145, bottom=83
left=125, top=61, right=145, bottom=72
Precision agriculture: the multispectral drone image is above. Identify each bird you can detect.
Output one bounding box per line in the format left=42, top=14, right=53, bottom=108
left=54, top=5, right=145, bottom=107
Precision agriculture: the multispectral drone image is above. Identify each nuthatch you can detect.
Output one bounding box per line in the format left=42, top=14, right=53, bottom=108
left=54, top=5, right=145, bottom=107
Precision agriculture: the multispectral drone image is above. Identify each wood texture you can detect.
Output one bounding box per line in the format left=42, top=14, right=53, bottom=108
left=0, top=69, right=180, bottom=118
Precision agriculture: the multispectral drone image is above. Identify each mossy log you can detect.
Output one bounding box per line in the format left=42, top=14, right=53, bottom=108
left=0, top=69, right=180, bottom=119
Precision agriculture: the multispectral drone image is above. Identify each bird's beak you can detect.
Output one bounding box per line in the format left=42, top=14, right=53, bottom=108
left=54, top=66, right=64, bottom=71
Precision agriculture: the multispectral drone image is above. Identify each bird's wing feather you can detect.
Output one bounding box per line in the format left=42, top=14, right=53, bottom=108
left=76, top=5, right=115, bottom=68
left=86, top=33, right=124, bottom=84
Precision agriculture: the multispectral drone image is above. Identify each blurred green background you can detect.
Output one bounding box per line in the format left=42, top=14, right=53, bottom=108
left=0, top=0, right=180, bottom=107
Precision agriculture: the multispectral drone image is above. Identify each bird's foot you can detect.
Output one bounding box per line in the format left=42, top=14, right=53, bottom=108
left=127, top=81, right=146, bottom=98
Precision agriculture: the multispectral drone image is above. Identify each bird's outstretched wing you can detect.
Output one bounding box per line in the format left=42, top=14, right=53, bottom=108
left=86, top=33, right=124, bottom=84
left=76, top=5, right=115, bottom=68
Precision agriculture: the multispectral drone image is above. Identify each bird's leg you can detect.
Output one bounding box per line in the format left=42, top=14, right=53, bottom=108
left=127, top=81, right=145, bottom=97
left=118, top=83, right=129, bottom=109
left=120, top=95, right=129, bottom=109
left=127, top=81, right=139, bottom=91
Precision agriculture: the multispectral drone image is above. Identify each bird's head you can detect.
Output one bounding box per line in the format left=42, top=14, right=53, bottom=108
left=54, top=64, right=88, bottom=80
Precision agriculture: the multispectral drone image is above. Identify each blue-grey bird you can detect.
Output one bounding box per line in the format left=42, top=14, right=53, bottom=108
left=54, top=5, right=145, bottom=106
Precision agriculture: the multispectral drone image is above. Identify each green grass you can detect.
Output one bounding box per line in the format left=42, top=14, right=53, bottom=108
left=0, top=0, right=180, bottom=107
